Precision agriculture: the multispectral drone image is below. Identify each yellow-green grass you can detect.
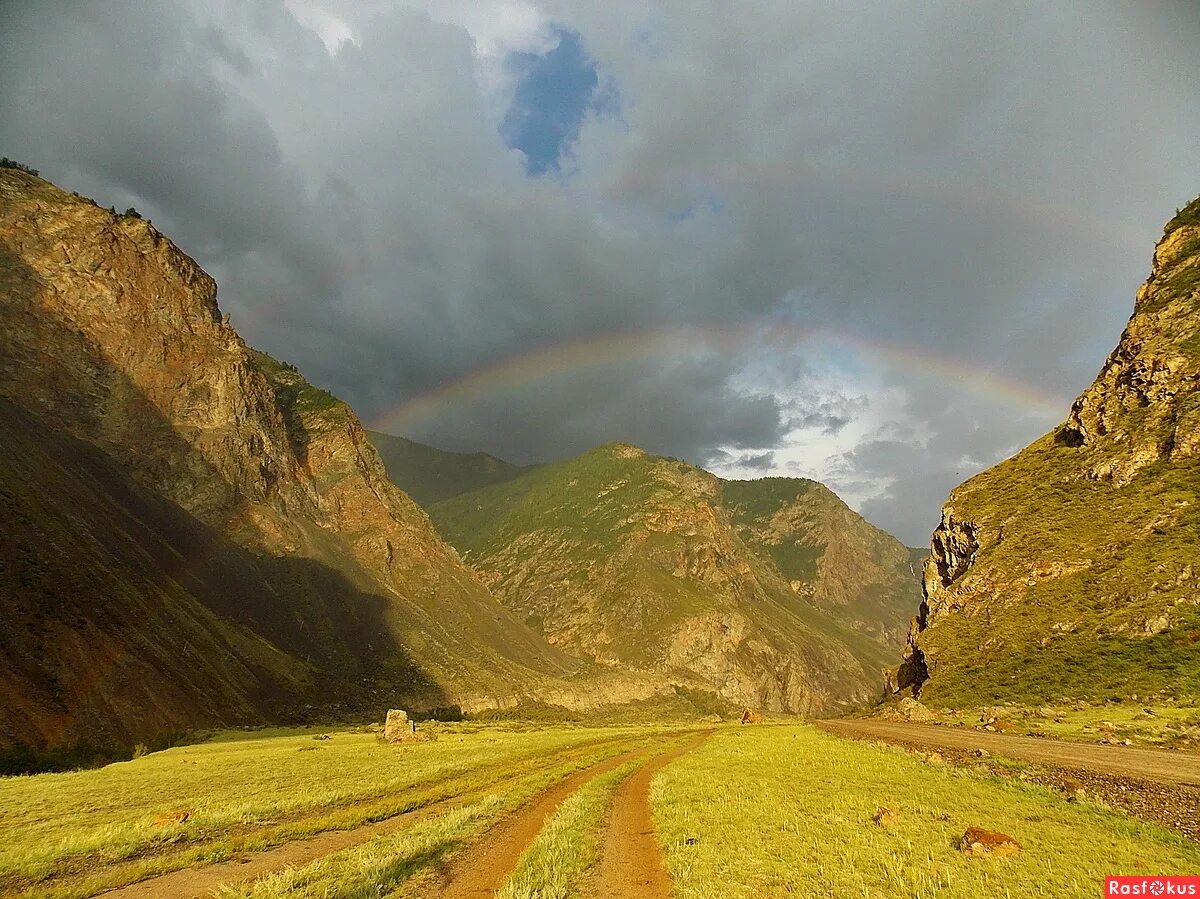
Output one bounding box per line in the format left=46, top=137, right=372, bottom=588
left=653, top=725, right=1200, bottom=898
left=217, top=741, right=657, bottom=898
left=496, top=757, right=643, bottom=899
left=0, top=723, right=660, bottom=898
left=932, top=703, right=1200, bottom=749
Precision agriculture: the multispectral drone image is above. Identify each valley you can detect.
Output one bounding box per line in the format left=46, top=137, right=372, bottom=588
left=1, top=150, right=1199, bottom=898
left=1, top=720, right=1196, bottom=899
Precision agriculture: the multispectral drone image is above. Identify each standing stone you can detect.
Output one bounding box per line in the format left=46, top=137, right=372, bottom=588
left=384, top=709, right=417, bottom=743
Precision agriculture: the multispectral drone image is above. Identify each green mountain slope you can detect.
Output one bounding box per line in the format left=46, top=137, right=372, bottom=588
left=430, top=444, right=918, bottom=713
left=366, top=431, right=534, bottom=506
left=723, top=478, right=921, bottom=643
left=0, top=169, right=569, bottom=765
left=900, top=195, right=1200, bottom=707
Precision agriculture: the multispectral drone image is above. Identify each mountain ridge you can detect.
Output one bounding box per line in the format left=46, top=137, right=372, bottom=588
left=431, top=441, right=920, bottom=713
left=0, top=169, right=569, bottom=764
left=899, top=194, right=1200, bottom=706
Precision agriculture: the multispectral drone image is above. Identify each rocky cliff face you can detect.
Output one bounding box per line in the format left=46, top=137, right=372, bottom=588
left=0, top=170, right=567, bottom=763
left=900, top=196, right=1200, bottom=706
left=430, top=444, right=911, bottom=714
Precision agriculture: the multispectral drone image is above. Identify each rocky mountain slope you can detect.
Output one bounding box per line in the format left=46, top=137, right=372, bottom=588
left=722, top=478, right=921, bottom=644
left=0, top=170, right=569, bottom=766
left=430, top=444, right=920, bottom=713
left=367, top=431, right=535, bottom=506
left=900, top=196, right=1200, bottom=707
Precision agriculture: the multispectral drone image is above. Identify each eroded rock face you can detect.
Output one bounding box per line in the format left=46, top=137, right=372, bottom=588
left=897, top=196, right=1200, bottom=705
left=0, top=171, right=566, bottom=758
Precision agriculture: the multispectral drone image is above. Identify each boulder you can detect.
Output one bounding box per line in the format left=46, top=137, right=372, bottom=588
left=1061, top=776, right=1086, bottom=800
left=958, top=827, right=1020, bottom=858
left=891, top=697, right=936, bottom=723
left=979, top=706, right=1008, bottom=726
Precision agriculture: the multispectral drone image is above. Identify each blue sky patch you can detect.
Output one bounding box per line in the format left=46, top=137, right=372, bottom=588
left=501, top=26, right=610, bottom=175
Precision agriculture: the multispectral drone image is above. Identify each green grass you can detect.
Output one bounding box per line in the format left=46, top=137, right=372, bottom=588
left=934, top=702, right=1200, bottom=750
left=1164, top=194, right=1200, bottom=237
left=0, top=723, right=655, bottom=898
left=920, top=437, right=1200, bottom=706
left=215, top=739, right=658, bottom=899
left=653, top=726, right=1200, bottom=898
left=496, top=758, right=642, bottom=899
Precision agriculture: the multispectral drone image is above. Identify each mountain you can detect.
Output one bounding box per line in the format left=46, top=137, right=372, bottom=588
left=899, top=196, right=1200, bottom=707
left=0, top=169, right=568, bottom=767
left=429, top=444, right=920, bottom=713
left=366, top=431, right=534, bottom=506
left=722, top=478, right=921, bottom=644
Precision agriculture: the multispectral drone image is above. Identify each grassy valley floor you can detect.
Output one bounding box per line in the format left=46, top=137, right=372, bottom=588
left=653, top=726, right=1200, bottom=898
left=1, top=722, right=1197, bottom=898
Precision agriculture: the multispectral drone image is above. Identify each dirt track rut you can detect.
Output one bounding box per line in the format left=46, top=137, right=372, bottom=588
left=585, top=731, right=710, bottom=899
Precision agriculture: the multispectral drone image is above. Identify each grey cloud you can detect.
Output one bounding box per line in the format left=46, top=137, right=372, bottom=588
left=1, top=0, right=1197, bottom=541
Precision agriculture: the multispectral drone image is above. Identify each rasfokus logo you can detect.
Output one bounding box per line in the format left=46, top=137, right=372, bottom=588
left=1106, top=877, right=1200, bottom=896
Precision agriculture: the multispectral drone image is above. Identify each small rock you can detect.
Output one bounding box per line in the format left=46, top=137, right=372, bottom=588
left=1062, top=777, right=1086, bottom=801
left=873, top=807, right=898, bottom=827
left=958, top=827, right=1020, bottom=858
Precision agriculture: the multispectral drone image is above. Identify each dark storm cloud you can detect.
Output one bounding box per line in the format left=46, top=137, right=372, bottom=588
left=1, top=0, right=1197, bottom=543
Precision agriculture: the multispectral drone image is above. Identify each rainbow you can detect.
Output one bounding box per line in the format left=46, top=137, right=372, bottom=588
left=368, top=323, right=1070, bottom=437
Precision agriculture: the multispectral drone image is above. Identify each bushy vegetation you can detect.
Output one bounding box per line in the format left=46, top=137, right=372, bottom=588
left=1165, top=193, right=1200, bottom=237
left=654, top=726, right=1200, bottom=898
left=248, top=349, right=344, bottom=418
left=0, top=157, right=38, bottom=176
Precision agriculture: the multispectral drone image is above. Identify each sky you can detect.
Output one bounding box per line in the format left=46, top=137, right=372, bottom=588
left=1, top=1, right=1198, bottom=544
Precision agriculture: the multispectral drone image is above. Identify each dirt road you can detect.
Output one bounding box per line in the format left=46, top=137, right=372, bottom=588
left=437, top=745, right=650, bottom=899
left=818, top=719, right=1200, bottom=786
left=586, top=731, right=710, bottom=899
left=439, top=731, right=709, bottom=899
left=97, top=736, right=636, bottom=899
left=821, top=719, right=1200, bottom=840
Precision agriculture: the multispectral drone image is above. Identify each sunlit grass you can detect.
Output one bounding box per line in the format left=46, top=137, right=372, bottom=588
left=496, top=758, right=642, bottom=899
left=653, top=725, right=1200, bottom=898
left=934, top=702, right=1200, bottom=749
left=216, top=741, right=654, bottom=898
left=0, top=723, right=654, bottom=898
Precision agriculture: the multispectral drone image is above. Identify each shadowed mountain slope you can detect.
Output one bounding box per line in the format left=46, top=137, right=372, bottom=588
left=900, top=195, right=1200, bottom=707
left=366, top=431, right=535, bottom=506
left=0, top=170, right=569, bottom=765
